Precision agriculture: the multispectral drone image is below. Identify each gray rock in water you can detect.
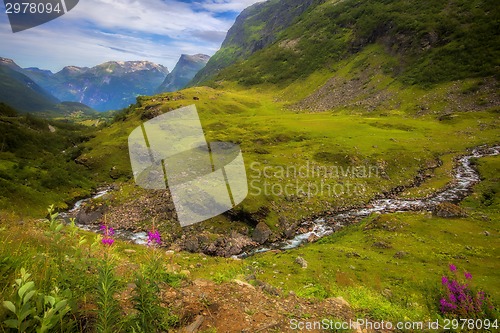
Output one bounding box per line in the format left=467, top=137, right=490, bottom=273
left=76, top=205, right=106, bottom=225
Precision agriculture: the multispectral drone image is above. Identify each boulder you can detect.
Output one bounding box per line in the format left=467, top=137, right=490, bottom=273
left=252, top=222, right=272, bottom=244
left=295, top=256, right=308, bottom=268
left=434, top=202, right=467, bottom=218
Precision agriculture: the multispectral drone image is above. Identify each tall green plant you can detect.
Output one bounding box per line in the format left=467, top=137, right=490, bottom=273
left=131, top=237, right=178, bottom=333
left=96, top=256, right=121, bottom=333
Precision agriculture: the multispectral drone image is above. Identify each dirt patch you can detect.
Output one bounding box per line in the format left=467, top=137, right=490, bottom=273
left=157, top=279, right=376, bottom=333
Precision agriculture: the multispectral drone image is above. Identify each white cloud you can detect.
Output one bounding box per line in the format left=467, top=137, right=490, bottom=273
left=199, top=0, right=264, bottom=13
left=0, top=0, right=263, bottom=71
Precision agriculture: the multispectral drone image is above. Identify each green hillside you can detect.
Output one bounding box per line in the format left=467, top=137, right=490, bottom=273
left=196, top=0, right=499, bottom=88
left=0, top=0, right=499, bottom=331
left=0, top=65, right=59, bottom=113
left=0, top=105, right=95, bottom=215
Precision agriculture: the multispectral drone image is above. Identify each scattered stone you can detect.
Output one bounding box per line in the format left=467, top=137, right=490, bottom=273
left=76, top=204, right=106, bottom=225
left=372, top=241, right=392, bottom=249
left=346, top=252, right=361, bottom=258
left=182, top=314, right=204, bottom=333
left=330, top=296, right=350, bottom=308
left=434, top=202, right=467, bottom=218
left=393, top=251, right=408, bottom=259
left=255, top=280, right=281, bottom=296
left=295, top=256, right=308, bottom=268
left=192, top=279, right=214, bottom=287
left=307, top=233, right=319, bottom=243
left=252, top=222, right=272, bottom=244
left=233, top=279, right=256, bottom=290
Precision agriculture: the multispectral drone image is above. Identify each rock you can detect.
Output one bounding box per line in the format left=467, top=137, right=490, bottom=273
left=182, top=314, right=204, bottom=333
left=393, top=251, right=408, bottom=259
left=183, top=236, right=200, bottom=252
left=295, top=256, right=308, bottom=268
left=252, top=222, right=272, bottom=244
left=192, top=279, right=214, bottom=287
left=330, top=296, right=350, bottom=308
left=484, top=231, right=490, bottom=236
left=76, top=204, right=106, bottom=225
left=233, top=279, right=256, bottom=290
left=307, top=233, right=319, bottom=243
left=255, top=280, right=281, bottom=296
left=434, top=202, right=467, bottom=218
left=372, top=241, right=392, bottom=249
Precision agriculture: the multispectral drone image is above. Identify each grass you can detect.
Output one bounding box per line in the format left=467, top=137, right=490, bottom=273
left=74, top=82, right=499, bottom=235
left=0, top=154, right=497, bottom=328
left=202, top=0, right=499, bottom=88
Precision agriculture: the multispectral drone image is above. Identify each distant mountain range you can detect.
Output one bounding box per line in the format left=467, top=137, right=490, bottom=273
left=23, top=61, right=169, bottom=112
left=0, top=54, right=209, bottom=113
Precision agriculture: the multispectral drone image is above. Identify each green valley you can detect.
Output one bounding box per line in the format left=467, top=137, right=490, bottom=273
left=0, top=0, right=498, bottom=331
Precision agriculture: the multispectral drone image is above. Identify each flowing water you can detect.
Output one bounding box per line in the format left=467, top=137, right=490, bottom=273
left=65, top=145, right=499, bottom=254
left=237, top=145, right=500, bottom=257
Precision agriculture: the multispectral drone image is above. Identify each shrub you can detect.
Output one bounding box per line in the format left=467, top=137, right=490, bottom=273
left=439, top=264, right=496, bottom=319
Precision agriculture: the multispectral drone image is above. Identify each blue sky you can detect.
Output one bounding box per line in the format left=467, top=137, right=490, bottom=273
left=0, top=0, right=263, bottom=72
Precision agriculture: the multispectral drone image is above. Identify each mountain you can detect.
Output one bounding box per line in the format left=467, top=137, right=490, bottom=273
left=24, top=61, right=169, bottom=111
left=0, top=58, right=60, bottom=113
left=156, top=54, right=209, bottom=93
left=192, top=0, right=499, bottom=90
left=190, top=0, right=317, bottom=85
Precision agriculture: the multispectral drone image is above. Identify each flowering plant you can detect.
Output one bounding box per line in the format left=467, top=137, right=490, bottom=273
left=439, top=264, right=495, bottom=318
left=100, top=225, right=115, bottom=246
left=147, top=230, right=161, bottom=247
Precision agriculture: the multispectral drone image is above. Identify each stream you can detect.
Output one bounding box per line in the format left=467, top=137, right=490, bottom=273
left=64, top=145, right=499, bottom=256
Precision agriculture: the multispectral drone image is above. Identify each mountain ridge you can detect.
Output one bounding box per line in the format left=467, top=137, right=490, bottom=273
left=191, top=0, right=499, bottom=91
left=157, top=54, right=210, bottom=93
left=22, top=60, right=170, bottom=112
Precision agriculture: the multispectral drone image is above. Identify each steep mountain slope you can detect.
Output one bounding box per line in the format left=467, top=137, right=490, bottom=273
left=0, top=59, right=59, bottom=113
left=156, top=54, right=210, bottom=93
left=0, top=106, right=95, bottom=214
left=190, top=0, right=318, bottom=85
left=193, top=0, right=499, bottom=91
left=24, top=61, right=169, bottom=111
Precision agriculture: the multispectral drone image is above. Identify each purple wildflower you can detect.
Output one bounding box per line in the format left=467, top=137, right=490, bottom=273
left=100, top=225, right=115, bottom=246
left=147, top=230, right=161, bottom=246
left=441, top=276, right=449, bottom=285
left=449, top=264, right=457, bottom=272
left=464, top=272, right=472, bottom=280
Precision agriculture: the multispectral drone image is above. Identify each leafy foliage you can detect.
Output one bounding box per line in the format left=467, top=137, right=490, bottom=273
left=0, top=111, right=95, bottom=214
left=2, top=268, right=71, bottom=333
left=96, top=258, right=121, bottom=333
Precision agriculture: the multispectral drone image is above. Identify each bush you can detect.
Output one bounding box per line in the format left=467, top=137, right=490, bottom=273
left=439, top=264, right=497, bottom=319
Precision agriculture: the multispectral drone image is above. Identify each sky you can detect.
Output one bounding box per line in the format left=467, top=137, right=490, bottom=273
left=0, top=0, right=263, bottom=72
